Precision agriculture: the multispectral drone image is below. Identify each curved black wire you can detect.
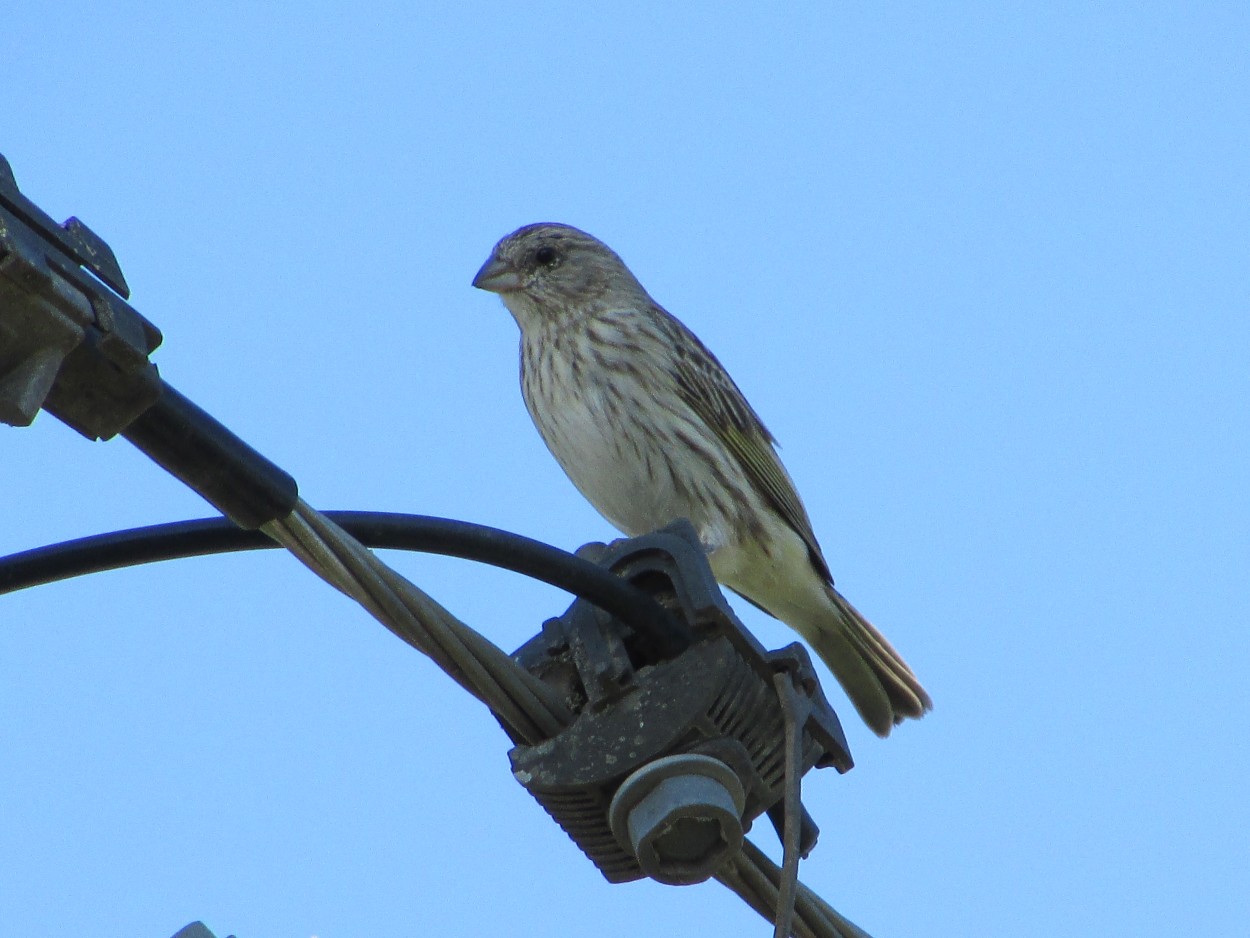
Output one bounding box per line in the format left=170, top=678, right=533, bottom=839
left=0, top=512, right=678, bottom=639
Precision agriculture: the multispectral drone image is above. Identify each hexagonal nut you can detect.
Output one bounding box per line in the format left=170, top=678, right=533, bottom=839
left=608, top=753, right=746, bottom=885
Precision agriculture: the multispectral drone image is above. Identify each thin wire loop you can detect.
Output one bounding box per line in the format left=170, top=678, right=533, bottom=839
left=772, top=671, right=804, bottom=938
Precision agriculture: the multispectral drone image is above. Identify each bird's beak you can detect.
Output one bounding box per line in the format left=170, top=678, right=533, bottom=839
left=472, top=254, right=523, bottom=293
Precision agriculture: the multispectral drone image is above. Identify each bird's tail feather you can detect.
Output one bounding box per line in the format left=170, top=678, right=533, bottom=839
left=805, top=587, right=931, bottom=737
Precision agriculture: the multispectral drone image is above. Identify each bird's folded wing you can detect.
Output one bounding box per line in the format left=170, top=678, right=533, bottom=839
left=660, top=309, right=834, bottom=583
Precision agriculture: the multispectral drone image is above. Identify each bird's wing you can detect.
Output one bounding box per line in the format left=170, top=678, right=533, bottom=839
left=658, top=310, right=834, bottom=583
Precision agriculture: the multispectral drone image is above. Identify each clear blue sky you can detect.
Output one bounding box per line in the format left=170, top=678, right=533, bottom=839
left=4, top=4, right=1248, bottom=936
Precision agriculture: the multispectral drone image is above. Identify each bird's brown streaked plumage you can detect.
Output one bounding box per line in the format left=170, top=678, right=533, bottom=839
left=473, top=222, right=931, bottom=736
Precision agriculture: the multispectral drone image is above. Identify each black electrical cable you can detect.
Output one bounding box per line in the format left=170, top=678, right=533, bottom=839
left=0, top=512, right=685, bottom=647
left=121, top=383, right=300, bottom=530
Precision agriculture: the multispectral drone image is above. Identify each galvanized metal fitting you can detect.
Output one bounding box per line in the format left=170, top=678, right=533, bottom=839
left=608, top=753, right=746, bottom=885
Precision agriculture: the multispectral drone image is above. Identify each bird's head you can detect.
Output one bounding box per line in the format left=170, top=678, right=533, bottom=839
left=472, top=223, right=648, bottom=328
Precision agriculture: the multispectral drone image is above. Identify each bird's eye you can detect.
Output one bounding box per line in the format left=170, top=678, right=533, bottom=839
left=535, top=246, right=558, bottom=267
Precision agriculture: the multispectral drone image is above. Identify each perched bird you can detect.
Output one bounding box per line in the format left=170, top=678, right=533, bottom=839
left=472, top=223, right=930, bottom=736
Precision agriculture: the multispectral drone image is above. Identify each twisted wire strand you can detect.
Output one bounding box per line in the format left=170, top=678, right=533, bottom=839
left=261, top=499, right=570, bottom=744
left=718, top=840, right=874, bottom=938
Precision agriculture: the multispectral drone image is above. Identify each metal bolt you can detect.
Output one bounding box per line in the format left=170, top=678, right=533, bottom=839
left=608, top=753, right=746, bottom=885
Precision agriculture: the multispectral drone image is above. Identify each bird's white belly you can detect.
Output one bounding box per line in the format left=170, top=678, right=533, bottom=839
left=534, top=389, right=675, bottom=532
left=528, top=381, right=737, bottom=548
